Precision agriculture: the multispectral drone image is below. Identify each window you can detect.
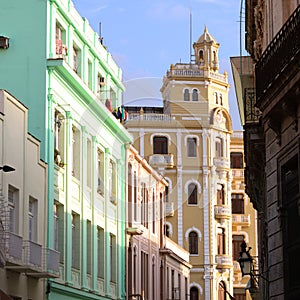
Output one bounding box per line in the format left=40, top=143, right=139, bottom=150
left=215, top=137, right=223, bottom=157
left=189, top=231, right=198, bottom=254
left=128, top=163, right=133, bottom=226
left=217, top=228, right=226, bottom=255
left=190, top=287, right=198, bottom=300
left=97, top=149, right=104, bottom=195
left=217, top=184, right=225, bottom=205
left=88, top=59, right=93, bottom=89
left=141, top=251, right=149, bottom=299
left=231, top=193, right=244, bottom=214
left=54, top=110, right=65, bottom=166
left=192, top=89, right=198, bottom=101
left=55, top=23, right=67, bottom=57
left=110, top=234, right=117, bottom=282
left=152, top=257, right=155, bottom=299
left=215, top=92, right=218, bottom=104
left=109, top=160, right=117, bottom=204
left=153, top=136, right=168, bottom=154
left=73, top=45, right=80, bottom=74
left=86, top=220, right=92, bottom=274
left=184, top=89, right=190, bottom=101
left=152, top=190, right=155, bottom=233
left=164, top=224, right=170, bottom=237
left=71, top=212, right=80, bottom=269
left=141, top=183, right=148, bottom=227
left=72, top=126, right=80, bottom=179
left=199, top=50, right=204, bottom=60
left=8, top=185, right=19, bottom=233
left=54, top=203, right=64, bottom=261
left=232, top=235, right=244, bottom=261
left=219, top=93, right=223, bottom=105
left=187, top=137, right=197, bottom=157
left=87, top=139, right=92, bottom=187
left=28, top=197, right=37, bottom=242
left=230, top=152, right=243, bottom=168
left=134, top=171, right=137, bottom=221
left=188, top=183, right=197, bottom=205
left=97, top=226, right=105, bottom=278
left=218, top=281, right=226, bottom=300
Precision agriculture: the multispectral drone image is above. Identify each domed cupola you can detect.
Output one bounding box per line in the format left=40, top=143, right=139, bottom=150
left=193, top=26, right=220, bottom=71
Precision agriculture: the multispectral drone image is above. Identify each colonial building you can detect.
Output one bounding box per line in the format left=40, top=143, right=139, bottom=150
left=126, top=146, right=191, bottom=300
left=231, top=1, right=300, bottom=299
left=230, top=131, right=257, bottom=300
left=0, top=0, right=132, bottom=299
left=125, top=27, right=234, bottom=299
left=0, top=90, right=57, bottom=299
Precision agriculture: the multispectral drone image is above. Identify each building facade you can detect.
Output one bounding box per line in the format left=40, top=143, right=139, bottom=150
left=0, top=0, right=132, bottom=299
left=231, top=1, right=300, bottom=299
left=126, top=146, right=191, bottom=300
left=0, top=90, right=57, bottom=299
left=230, top=131, right=257, bottom=300
left=125, top=27, right=234, bottom=299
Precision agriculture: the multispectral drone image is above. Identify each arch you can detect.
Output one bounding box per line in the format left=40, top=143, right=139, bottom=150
left=184, top=134, right=200, bottom=146
left=164, top=176, right=173, bottom=191
left=185, top=226, right=202, bottom=241
left=189, top=282, right=203, bottom=295
left=199, top=50, right=204, bottom=60
left=164, top=221, right=173, bottom=237
left=211, top=107, right=232, bottom=132
left=150, top=133, right=171, bottom=146
left=184, top=179, right=202, bottom=194
left=183, top=88, right=190, bottom=101
left=192, top=88, right=199, bottom=101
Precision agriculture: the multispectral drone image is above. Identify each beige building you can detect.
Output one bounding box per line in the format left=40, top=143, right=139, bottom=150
left=126, top=146, right=191, bottom=300
left=230, top=131, right=257, bottom=300
left=0, top=90, right=59, bottom=299
left=125, top=27, right=234, bottom=299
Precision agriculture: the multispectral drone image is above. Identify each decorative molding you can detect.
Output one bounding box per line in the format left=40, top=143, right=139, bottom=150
left=184, top=179, right=202, bottom=194
left=185, top=226, right=202, bottom=241
left=150, top=132, right=171, bottom=146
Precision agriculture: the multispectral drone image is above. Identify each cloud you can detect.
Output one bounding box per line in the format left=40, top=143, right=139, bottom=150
left=147, top=3, right=189, bottom=20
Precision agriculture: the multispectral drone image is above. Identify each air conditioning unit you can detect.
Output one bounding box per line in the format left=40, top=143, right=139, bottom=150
left=98, top=77, right=106, bottom=86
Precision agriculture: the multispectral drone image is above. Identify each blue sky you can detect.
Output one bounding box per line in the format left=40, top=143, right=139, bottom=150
left=72, top=0, right=244, bottom=129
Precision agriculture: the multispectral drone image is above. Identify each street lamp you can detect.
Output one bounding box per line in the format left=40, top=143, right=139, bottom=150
left=0, top=165, right=15, bottom=172
left=237, top=241, right=253, bottom=276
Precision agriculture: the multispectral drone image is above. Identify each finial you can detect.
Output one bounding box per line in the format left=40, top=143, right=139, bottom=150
left=204, top=24, right=208, bottom=33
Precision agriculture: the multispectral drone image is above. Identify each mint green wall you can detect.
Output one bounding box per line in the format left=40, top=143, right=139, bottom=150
left=0, top=1, right=48, bottom=159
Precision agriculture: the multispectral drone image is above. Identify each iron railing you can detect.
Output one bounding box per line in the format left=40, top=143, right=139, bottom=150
left=255, top=5, right=300, bottom=101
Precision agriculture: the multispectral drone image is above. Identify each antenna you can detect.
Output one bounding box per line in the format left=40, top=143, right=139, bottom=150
left=99, top=22, right=103, bottom=44
left=189, top=6, right=192, bottom=63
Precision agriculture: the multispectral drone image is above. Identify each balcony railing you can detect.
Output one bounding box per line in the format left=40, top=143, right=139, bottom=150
left=215, top=254, right=232, bottom=268
left=232, top=214, right=250, bottom=226
left=165, top=202, right=175, bottom=217
left=128, top=113, right=174, bottom=122
left=213, top=157, right=230, bottom=169
left=214, top=205, right=231, bottom=220
left=148, top=154, right=174, bottom=169
left=256, top=5, right=300, bottom=101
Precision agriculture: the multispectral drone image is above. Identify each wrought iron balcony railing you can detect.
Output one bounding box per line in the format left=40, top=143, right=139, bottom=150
left=255, top=5, right=300, bottom=101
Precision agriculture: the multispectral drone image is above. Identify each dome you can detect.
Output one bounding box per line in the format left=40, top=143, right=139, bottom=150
left=195, top=25, right=217, bottom=44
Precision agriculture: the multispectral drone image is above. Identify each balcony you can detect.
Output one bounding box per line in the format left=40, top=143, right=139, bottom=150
left=232, top=214, right=250, bottom=226
left=215, top=254, right=232, bottom=268
left=213, top=157, right=230, bottom=170
left=4, top=232, right=59, bottom=277
left=165, top=202, right=175, bottom=217
left=214, top=205, right=231, bottom=220
left=256, top=5, right=300, bottom=102
left=128, top=113, right=174, bottom=122
left=148, top=154, right=174, bottom=169
left=231, top=169, right=244, bottom=178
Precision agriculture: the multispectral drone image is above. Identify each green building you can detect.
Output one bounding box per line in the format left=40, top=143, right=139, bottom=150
left=0, top=0, right=132, bottom=299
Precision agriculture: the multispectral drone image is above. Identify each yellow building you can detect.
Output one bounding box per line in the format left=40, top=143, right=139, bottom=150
left=125, top=27, right=235, bottom=299
left=230, top=131, right=257, bottom=300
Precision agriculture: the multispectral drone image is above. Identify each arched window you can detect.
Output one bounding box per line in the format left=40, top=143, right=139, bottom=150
left=215, top=92, right=218, bottom=104
left=184, top=89, right=190, bottom=101
left=153, top=136, right=168, bottom=154
left=217, top=184, right=225, bottom=205
left=199, top=50, right=204, bottom=60
left=189, top=231, right=198, bottom=254
left=215, top=137, right=223, bottom=157
left=213, top=51, right=217, bottom=61
left=192, top=89, right=198, bottom=101
left=219, top=93, right=223, bottom=105
left=188, top=183, right=197, bottom=205
left=187, top=137, right=197, bottom=157
left=164, top=224, right=170, bottom=237
left=190, top=287, right=199, bottom=300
